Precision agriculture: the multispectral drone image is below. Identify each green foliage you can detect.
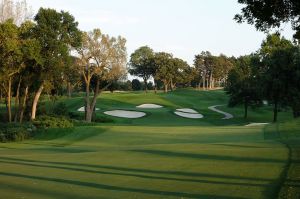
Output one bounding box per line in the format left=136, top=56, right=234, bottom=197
left=0, top=123, right=33, bottom=142
left=53, top=102, right=69, bottom=116
left=33, top=115, right=73, bottom=129
left=129, top=46, right=155, bottom=89
left=235, top=0, right=300, bottom=40
left=225, top=55, right=262, bottom=118
left=92, top=116, right=114, bottom=123
left=131, top=79, right=142, bottom=91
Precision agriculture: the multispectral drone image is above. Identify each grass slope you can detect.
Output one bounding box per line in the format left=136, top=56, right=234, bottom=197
left=0, top=89, right=298, bottom=199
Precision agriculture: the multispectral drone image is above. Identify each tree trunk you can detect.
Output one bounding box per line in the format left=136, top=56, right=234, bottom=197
left=67, top=82, right=72, bottom=98
left=143, top=78, right=147, bottom=93
left=273, top=99, right=278, bottom=123
left=164, top=81, right=168, bottom=93
left=170, top=79, right=174, bottom=91
left=244, top=97, right=248, bottom=119
left=7, top=77, right=12, bottom=122
left=209, top=72, right=212, bottom=89
left=202, top=74, right=206, bottom=90
left=154, top=80, right=157, bottom=94
left=19, top=86, right=28, bottom=123
left=14, top=77, right=22, bottom=122
left=31, top=83, right=44, bottom=120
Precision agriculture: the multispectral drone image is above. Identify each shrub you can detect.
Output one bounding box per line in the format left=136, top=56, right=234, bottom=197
left=93, top=116, right=114, bottom=123
left=69, top=111, right=84, bottom=120
left=0, top=123, right=34, bottom=142
left=53, top=102, right=69, bottom=116
left=33, top=115, right=74, bottom=129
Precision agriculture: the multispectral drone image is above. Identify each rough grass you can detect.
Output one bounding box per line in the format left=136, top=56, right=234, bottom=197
left=0, top=89, right=298, bottom=199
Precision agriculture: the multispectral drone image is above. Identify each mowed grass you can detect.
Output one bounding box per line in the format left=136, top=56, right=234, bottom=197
left=0, top=89, right=298, bottom=199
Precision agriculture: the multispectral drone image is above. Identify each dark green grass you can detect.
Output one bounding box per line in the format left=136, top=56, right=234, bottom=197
left=0, top=89, right=298, bottom=199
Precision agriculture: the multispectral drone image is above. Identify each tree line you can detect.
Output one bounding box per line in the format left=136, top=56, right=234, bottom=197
left=129, top=46, right=234, bottom=93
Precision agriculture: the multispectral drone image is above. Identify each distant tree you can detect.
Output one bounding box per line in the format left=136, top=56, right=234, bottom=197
left=225, top=55, right=262, bottom=118
left=235, top=0, right=300, bottom=40
left=131, top=79, right=141, bottom=91
left=153, top=52, right=173, bottom=93
left=123, top=80, right=132, bottom=91
left=129, top=46, right=154, bottom=93
left=169, top=58, right=191, bottom=90
left=76, top=29, right=127, bottom=122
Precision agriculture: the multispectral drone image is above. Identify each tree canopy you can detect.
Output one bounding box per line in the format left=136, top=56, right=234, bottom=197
left=235, top=0, right=300, bottom=40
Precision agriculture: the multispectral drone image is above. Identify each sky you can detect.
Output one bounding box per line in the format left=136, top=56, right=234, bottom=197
left=27, top=0, right=294, bottom=65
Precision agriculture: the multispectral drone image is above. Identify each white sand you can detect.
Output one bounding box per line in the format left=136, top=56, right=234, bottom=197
left=174, top=111, right=203, bottom=119
left=136, top=104, right=163, bottom=108
left=245, top=123, right=269, bottom=127
left=104, top=110, right=146, bottom=118
left=176, top=108, right=198, bottom=114
left=77, top=107, right=99, bottom=112
left=208, top=105, right=233, bottom=119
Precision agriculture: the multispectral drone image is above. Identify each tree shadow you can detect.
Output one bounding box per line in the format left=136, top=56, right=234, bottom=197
left=129, top=149, right=286, bottom=164
left=0, top=171, right=248, bottom=199
left=0, top=159, right=269, bottom=188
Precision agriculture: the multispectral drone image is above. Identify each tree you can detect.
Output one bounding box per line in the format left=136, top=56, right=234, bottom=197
left=235, top=0, right=300, bottom=40
left=30, top=8, right=82, bottom=120
left=153, top=52, right=173, bottom=93
left=225, top=55, right=262, bottom=118
left=129, top=46, right=154, bottom=92
left=76, top=29, right=127, bottom=122
left=131, top=79, right=141, bottom=91
left=0, top=19, right=22, bottom=122
left=259, top=34, right=295, bottom=122
left=288, top=48, right=300, bottom=117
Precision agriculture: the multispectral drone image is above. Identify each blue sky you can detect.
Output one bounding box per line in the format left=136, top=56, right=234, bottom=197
left=27, top=0, right=294, bottom=64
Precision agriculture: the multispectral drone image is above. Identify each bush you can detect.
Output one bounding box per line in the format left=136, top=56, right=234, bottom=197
left=68, top=111, right=84, bottom=120
left=93, top=116, right=114, bottom=123
left=33, top=115, right=74, bottom=129
left=53, top=102, right=69, bottom=116
left=0, top=123, right=34, bottom=142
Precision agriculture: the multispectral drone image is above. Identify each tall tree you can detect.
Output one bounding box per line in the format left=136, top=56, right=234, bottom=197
left=225, top=55, right=261, bottom=118
left=153, top=52, right=173, bottom=93
left=129, top=46, right=154, bottom=93
left=259, top=34, right=295, bottom=122
left=76, top=29, right=127, bottom=122
left=235, top=0, right=300, bottom=40
left=0, top=19, right=22, bottom=122
left=30, top=8, right=82, bottom=120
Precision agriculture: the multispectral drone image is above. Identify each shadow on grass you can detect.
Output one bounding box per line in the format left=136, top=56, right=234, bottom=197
left=0, top=157, right=274, bottom=182
left=129, top=149, right=285, bottom=164
left=0, top=183, right=103, bottom=199
left=0, top=171, right=247, bottom=199
left=0, top=159, right=269, bottom=188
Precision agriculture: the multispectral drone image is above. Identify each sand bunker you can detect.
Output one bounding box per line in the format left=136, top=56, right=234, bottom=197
left=136, top=104, right=163, bottom=108
left=104, top=110, right=146, bottom=118
left=208, top=105, right=233, bottom=119
left=77, top=107, right=99, bottom=112
left=176, top=108, right=198, bottom=114
left=245, top=123, right=269, bottom=127
left=174, top=111, right=203, bottom=119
